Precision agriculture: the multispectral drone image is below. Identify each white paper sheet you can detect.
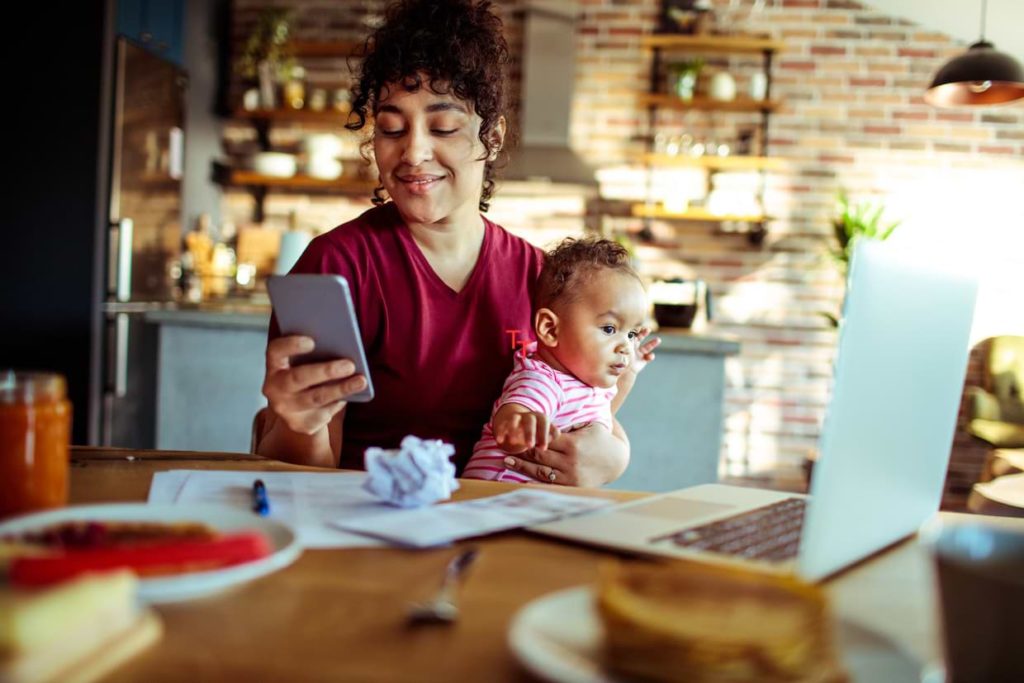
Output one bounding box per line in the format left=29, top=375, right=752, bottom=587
left=148, top=470, right=407, bottom=549
left=331, top=489, right=615, bottom=548
left=148, top=470, right=191, bottom=504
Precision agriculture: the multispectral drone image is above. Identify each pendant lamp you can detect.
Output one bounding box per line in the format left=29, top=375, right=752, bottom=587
left=924, top=0, right=1024, bottom=107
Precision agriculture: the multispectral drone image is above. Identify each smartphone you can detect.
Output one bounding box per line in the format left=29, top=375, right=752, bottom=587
left=266, top=274, right=375, bottom=402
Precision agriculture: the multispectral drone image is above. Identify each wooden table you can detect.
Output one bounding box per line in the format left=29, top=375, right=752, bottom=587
left=68, top=447, right=952, bottom=681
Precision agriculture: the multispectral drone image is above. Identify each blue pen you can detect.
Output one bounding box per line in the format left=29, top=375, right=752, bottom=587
left=252, top=479, right=270, bottom=516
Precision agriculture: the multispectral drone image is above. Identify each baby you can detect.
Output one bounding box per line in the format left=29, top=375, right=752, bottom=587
left=463, top=237, right=650, bottom=482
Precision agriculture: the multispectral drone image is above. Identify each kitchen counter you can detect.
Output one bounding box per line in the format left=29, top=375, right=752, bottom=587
left=145, top=308, right=271, bottom=330
left=652, top=328, right=740, bottom=356
left=145, top=305, right=740, bottom=492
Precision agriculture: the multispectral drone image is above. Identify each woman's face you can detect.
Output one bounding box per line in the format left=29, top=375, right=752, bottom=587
left=373, top=80, right=503, bottom=229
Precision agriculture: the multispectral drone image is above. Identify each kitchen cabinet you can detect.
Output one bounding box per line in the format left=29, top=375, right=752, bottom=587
left=636, top=33, right=785, bottom=245
left=215, top=40, right=373, bottom=222
left=117, top=0, right=185, bottom=66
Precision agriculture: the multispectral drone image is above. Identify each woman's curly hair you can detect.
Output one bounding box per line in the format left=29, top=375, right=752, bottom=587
left=535, top=237, right=641, bottom=311
left=346, top=0, right=510, bottom=212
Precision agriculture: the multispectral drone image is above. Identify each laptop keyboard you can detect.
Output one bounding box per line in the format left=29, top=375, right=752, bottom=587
left=656, top=497, right=807, bottom=562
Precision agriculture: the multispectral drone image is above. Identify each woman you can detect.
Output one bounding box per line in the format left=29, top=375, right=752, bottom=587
left=257, top=0, right=655, bottom=487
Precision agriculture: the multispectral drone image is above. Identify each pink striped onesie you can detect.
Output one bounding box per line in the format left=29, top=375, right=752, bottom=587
left=462, top=343, right=617, bottom=482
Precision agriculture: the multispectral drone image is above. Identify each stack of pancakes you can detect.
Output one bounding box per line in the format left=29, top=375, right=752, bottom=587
left=597, top=560, right=847, bottom=683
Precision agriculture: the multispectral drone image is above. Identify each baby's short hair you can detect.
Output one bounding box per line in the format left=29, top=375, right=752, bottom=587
left=534, top=237, right=640, bottom=311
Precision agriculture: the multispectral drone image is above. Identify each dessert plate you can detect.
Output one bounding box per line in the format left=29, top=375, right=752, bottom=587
left=508, top=586, right=925, bottom=683
left=0, top=503, right=301, bottom=604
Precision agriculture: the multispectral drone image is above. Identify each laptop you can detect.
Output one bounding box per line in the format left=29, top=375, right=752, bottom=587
left=531, top=241, right=979, bottom=581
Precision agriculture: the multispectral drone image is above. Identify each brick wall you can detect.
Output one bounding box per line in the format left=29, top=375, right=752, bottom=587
left=223, top=0, right=1024, bottom=506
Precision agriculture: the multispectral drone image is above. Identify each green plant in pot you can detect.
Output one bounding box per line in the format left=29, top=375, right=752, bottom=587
left=667, top=58, right=705, bottom=101
left=236, top=8, right=298, bottom=109
left=821, top=189, right=901, bottom=326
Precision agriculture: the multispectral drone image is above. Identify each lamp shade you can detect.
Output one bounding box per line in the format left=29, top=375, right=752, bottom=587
left=924, top=41, right=1024, bottom=107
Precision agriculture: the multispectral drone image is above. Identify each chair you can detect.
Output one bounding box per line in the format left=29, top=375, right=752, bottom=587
left=965, top=335, right=1024, bottom=482
left=250, top=407, right=269, bottom=454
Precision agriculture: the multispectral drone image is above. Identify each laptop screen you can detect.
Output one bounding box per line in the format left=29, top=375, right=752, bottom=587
left=798, top=241, right=978, bottom=580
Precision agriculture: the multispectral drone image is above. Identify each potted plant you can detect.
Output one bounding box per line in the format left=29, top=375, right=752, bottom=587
left=666, top=58, right=705, bottom=101
left=819, top=187, right=901, bottom=325
left=235, top=8, right=298, bottom=109
left=820, top=189, right=901, bottom=326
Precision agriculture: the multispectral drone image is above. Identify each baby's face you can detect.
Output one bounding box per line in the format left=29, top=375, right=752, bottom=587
left=550, top=271, right=647, bottom=389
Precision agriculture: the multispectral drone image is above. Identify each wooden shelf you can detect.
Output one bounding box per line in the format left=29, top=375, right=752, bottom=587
left=225, top=170, right=376, bottom=194
left=232, top=108, right=351, bottom=125
left=641, top=34, right=784, bottom=54
left=289, top=40, right=363, bottom=58
left=639, top=93, right=781, bottom=113
left=636, top=153, right=785, bottom=170
left=631, top=205, right=767, bottom=223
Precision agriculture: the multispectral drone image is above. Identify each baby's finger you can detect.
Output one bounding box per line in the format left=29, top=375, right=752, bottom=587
left=522, top=417, right=537, bottom=449
left=639, top=336, right=662, bottom=355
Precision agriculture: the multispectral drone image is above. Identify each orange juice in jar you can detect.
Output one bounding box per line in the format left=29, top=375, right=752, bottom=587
left=0, top=371, right=72, bottom=519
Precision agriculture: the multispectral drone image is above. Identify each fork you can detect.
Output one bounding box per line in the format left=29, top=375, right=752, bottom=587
left=406, top=547, right=480, bottom=625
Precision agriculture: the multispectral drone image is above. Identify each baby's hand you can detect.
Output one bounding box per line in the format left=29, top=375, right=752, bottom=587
left=628, top=327, right=661, bottom=376
left=493, top=406, right=559, bottom=453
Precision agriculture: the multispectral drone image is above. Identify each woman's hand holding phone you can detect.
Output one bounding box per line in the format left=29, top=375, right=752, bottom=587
left=263, top=335, right=369, bottom=435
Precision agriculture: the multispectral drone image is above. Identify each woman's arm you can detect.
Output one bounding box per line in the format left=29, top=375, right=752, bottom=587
left=256, top=335, right=367, bottom=467
left=256, top=408, right=344, bottom=468
left=501, top=420, right=629, bottom=487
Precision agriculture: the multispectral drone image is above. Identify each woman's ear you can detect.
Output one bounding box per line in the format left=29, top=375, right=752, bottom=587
left=487, top=116, right=507, bottom=160
left=535, top=307, right=559, bottom=347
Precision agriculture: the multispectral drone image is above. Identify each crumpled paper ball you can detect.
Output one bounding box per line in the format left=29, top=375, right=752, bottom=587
left=363, top=435, right=460, bottom=508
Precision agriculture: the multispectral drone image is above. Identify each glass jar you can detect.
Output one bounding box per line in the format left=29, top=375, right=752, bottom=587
left=0, top=371, right=71, bottom=519
left=283, top=66, right=307, bottom=110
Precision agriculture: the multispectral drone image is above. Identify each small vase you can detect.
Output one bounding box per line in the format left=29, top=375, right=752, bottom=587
left=709, top=72, right=737, bottom=102
left=673, top=71, right=698, bottom=101
left=749, top=72, right=768, bottom=101
left=257, top=60, right=277, bottom=110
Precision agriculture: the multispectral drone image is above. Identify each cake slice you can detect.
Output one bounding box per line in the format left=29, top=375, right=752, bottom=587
left=0, top=570, right=161, bottom=683
left=597, top=560, right=847, bottom=683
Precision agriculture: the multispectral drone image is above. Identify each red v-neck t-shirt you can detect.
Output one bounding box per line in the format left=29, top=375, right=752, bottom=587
left=272, top=203, right=545, bottom=472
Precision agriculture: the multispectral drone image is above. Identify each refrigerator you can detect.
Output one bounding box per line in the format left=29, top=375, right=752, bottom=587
left=3, top=5, right=187, bottom=448
left=100, top=37, right=187, bottom=448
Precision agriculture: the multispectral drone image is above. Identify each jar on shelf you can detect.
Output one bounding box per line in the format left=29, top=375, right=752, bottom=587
left=283, top=66, right=306, bottom=110
left=333, top=88, right=353, bottom=116
left=309, top=88, right=328, bottom=112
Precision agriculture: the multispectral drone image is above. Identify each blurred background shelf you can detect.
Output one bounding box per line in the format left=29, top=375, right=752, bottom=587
left=635, top=153, right=786, bottom=170
left=231, top=107, right=351, bottom=125
left=289, top=39, right=362, bottom=58
left=641, top=34, right=785, bottom=54
left=223, top=170, right=375, bottom=192
left=213, top=164, right=375, bottom=222
left=638, top=93, right=781, bottom=112
left=631, top=205, right=768, bottom=223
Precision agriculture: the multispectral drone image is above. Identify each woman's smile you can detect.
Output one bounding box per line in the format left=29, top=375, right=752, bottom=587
left=398, top=173, right=445, bottom=195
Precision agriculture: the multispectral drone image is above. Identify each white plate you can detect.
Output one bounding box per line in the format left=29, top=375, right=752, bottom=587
left=0, top=503, right=302, bottom=604
left=508, top=586, right=924, bottom=683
